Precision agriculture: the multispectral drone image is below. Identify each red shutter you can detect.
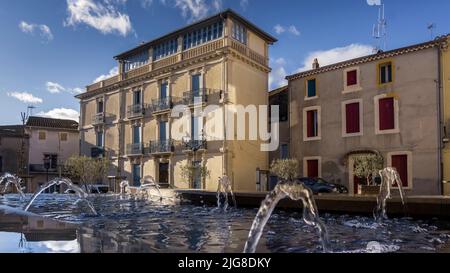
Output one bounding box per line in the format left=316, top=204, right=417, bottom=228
left=379, top=97, right=395, bottom=130
left=307, top=110, right=316, bottom=137
left=307, top=160, right=319, bottom=178
left=346, top=103, right=360, bottom=134
left=347, top=70, right=357, bottom=86
left=391, top=155, right=408, bottom=187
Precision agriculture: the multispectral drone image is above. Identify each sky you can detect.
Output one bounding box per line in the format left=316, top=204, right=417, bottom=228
left=1, top=0, right=449, bottom=125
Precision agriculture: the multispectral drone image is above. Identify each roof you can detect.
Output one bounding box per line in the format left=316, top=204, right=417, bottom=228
left=269, top=85, right=288, bottom=96
left=0, top=125, right=25, bottom=137
left=286, top=35, right=450, bottom=81
left=26, top=117, right=79, bottom=131
left=114, top=9, right=277, bottom=60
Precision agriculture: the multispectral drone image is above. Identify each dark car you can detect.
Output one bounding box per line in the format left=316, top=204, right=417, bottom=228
left=297, top=177, right=348, bottom=194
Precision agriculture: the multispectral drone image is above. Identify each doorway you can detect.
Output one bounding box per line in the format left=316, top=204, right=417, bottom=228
left=159, top=163, right=169, bottom=188
left=192, top=161, right=202, bottom=189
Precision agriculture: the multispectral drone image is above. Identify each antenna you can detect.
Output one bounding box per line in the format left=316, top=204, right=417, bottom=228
left=427, top=23, right=436, bottom=40
left=27, top=106, right=36, bottom=117
left=372, top=3, right=387, bottom=52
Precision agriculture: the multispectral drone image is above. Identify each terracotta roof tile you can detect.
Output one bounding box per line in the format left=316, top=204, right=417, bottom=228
left=26, top=117, right=78, bottom=130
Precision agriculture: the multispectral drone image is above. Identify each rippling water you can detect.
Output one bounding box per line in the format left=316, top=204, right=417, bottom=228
left=1, top=194, right=450, bottom=253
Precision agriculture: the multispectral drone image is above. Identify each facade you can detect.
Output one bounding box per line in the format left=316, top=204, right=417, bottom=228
left=25, top=117, right=80, bottom=193
left=77, top=10, right=277, bottom=192
left=0, top=125, right=29, bottom=176
left=286, top=35, right=450, bottom=196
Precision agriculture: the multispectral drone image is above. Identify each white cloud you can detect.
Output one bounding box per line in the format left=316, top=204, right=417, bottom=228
left=269, top=58, right=288, bottom=90
left=296, top=44, right=374, bottom=72
left=46, top=81, right=84, bottom=94
left=7, top=92, right=43, bottom=104
left=37, top=108, right=80, bottom=122
left=141, top=0, right=153, bottom=8
left=367, top=0, right=381, bottom=6
left=274, top=24, right=300, bottom=36
left=93, top=67, right=119, bottom=83
left=19, top=21, right=54, bottom=41
left=65, top=0, right=133, bottom=36
left=173, top=0, right=210, bottom=21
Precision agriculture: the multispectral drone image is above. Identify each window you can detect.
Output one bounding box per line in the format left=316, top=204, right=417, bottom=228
left=387, top=152, right=412, bottom=188
left=132, top=164, right=141, bottom=187
left=124, top=50, right=149, bottom=72
left=342, top=100, right=363, bottom=137
left=306, top=78, right=317, bottom=99
left=303, top=157, right=321, bottom=178
left=160, top=82, right=168, bottom=99
left=343, top=67, right=362, bottom=93
left=280, top=144, right=289, bottom=159
left=38, top=131, right=46, bottom=140
left=232, top=21, right=247, bottom=44
left=375, top=95, right=399, bottom=135
left=96, top=131, right=104, bottom=147
left=153, top=39, right=178, bottom=61
left=133, top=126, right=142, bottom=144
left=347, top=70, right=358, bottom=86
left=303, top=107, right=321, bottom=141
left=183, top=21, right=224, bottom=50
left=133, top=90, right=141, bottom=105
left=97, top=100, right=104, bottom=114
left=60, top=133, right=68, bottom=142
left=44, top=154, right=58, bottom=169
left=159, top=121, right=168, bottom=141
left=378, top=61, right=393, bottom=85
left=191, top=116, right=202, bottom=140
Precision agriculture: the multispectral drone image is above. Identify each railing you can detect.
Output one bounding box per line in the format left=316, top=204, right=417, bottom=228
left=149, top=140, right=174, bottom=154
left=150, top=97, right=172, bottom=114
left=91, top=147, right=105, bottom=158
left=85, top=37, right=267, bottom=92
left=29, top=164, right=59, bottom=173
left=126, top=143, right=144, bottom=156
left=183, top=140, right=207, bottom=151
left=127, top=104, right=146, bottom=119
left=92, top=113, right=105, bottom=125
left=182, top=89, right=208, bottom=105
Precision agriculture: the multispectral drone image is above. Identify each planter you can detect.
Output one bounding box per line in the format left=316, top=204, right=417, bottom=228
left=360, top=185, right=380, bottom=195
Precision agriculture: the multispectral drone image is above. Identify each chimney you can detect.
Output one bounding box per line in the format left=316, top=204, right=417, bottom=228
left=312, top=58, right=320, bottom=69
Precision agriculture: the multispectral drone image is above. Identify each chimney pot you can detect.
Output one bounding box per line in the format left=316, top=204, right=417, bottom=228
left=312, top=58, right=320, bottom=69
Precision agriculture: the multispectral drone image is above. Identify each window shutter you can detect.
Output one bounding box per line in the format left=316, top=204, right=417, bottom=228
left=379, top=97, right=395, bottom=130
left=307, top=110, right=317, bottom=138
left=307, top=79, right=316, bottom=97
left=346, top=103, right=360, bottom=134
left=347, top=70, right=357, bottom=86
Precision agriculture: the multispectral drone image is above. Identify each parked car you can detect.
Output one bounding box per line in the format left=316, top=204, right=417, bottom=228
left=297, top=177, right=349, bottom=194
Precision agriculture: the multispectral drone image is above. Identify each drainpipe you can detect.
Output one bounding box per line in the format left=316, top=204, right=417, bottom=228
left=437, top=43, right=444, bottom=195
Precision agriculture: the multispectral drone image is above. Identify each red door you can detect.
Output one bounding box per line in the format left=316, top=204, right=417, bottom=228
left=307, top=160, right=319, bottom=178
left=391, top=155, right=408, bottom=187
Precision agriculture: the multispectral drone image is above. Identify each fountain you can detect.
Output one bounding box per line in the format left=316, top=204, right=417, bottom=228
left=244, top=180, right=329, bottom=253
left=216, top=175, right=237, bottom=211
left=374, top=167, right=407, bottom=222
left=120, top=177, right=163, bottom=200
left=23, top=178, right=97, bottom=215
left=120, top=180, right=129, bottom=195
left=0, top=173, right=26, bottom=198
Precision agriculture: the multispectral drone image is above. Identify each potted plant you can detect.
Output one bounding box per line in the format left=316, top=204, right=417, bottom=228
left=353, top=154, right=383, bottom=195
left=270, top=159, right=299, bottom=182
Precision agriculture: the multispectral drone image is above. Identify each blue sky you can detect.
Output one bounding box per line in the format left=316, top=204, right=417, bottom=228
left=1, top=0, right=449, bottom=125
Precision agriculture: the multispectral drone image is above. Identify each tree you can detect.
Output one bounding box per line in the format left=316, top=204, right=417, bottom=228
left=180, top=162, right=211, bottom=188
left=64, top=156, right=111, bottom=190
left=353, top=154, right=384, bottom=186
left=270, top=159, right=299, bottom=181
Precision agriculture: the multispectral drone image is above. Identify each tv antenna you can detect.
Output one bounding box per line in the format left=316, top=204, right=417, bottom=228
left=27, top=106, right=36, bottom=117
left=372, top=3, right=387, bottom=52
left=427, top=23, right=436, bottom=40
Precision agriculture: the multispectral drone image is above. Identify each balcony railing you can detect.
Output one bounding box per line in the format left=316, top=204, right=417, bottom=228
left=183, top=140, right=207, bottom=151
left=29, top=164, right=59, bottom=173
left=85, top=37, right=268, bottom=93
left=150, top=97, right=172, bottom=114
left=182, top=89, right=208, bottom=105
left=149, top=140, right=174, bottom=154
left=126, top=143, right=144, bottom=156
left=92, top=113, right=105, bottom=125
left=127, top=104, right=146, bottom=119
left=91, top=146, right=105, bottom=158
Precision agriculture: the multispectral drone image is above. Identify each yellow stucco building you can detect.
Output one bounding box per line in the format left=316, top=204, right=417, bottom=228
left=76, top=10, right=277, bottom=192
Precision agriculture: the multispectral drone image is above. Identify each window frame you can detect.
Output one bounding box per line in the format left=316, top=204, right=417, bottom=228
left=343, top=67, right=362, bottom=94
left=280, top=143, right=289, bottom=159
left=374, top=94, right=400, bottom=135
left=38, top=131, right=47, bottom=141
left=303, top=106, right=321, bottom=142
left=305, top=78, right=318, bottom=100
left=303, top=156, right=322, bottom=178
left=387, top=151, right=413, bottom=190
left=341, top=99, right=364, bottom=138
left=59, top=132, right=68, bottom=142
left=96, top=130, right=104, bottom=147
left=377, top=60, right=395, bottom=86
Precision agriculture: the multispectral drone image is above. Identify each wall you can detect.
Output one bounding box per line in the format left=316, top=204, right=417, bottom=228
left=442, top=38, right=450, bottom=194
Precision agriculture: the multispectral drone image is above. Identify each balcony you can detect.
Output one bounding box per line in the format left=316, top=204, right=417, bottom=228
left=149, top=140, right=174, bottom=155
left=150, top=97, right=172, bottom=114
left=91, top=147, right=105, bottom=158
left=183, top=140, right=207, bottom=152
left=29, top=164, right=59, bottom=173
left=126, top=143, right=144, bottom=156
left=182, top=89, right=208, bottom=105
left=127, top=104, right=146, bottom=119
left=92, top=113, right=105, bottom=125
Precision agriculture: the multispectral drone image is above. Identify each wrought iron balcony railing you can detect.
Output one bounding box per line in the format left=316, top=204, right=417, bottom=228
left=127, top=104, right=146, bottom=119
left=126, top=143, right=144, bottom=156
left=183, top=140, right=207, bottom=151
left=182, top=89, right=208, bottom=105
left=92, top=113, right=105, bottom=125
left=149, top=140, right=174, bottom=154
left=150, top=97, right=172, bottom=114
